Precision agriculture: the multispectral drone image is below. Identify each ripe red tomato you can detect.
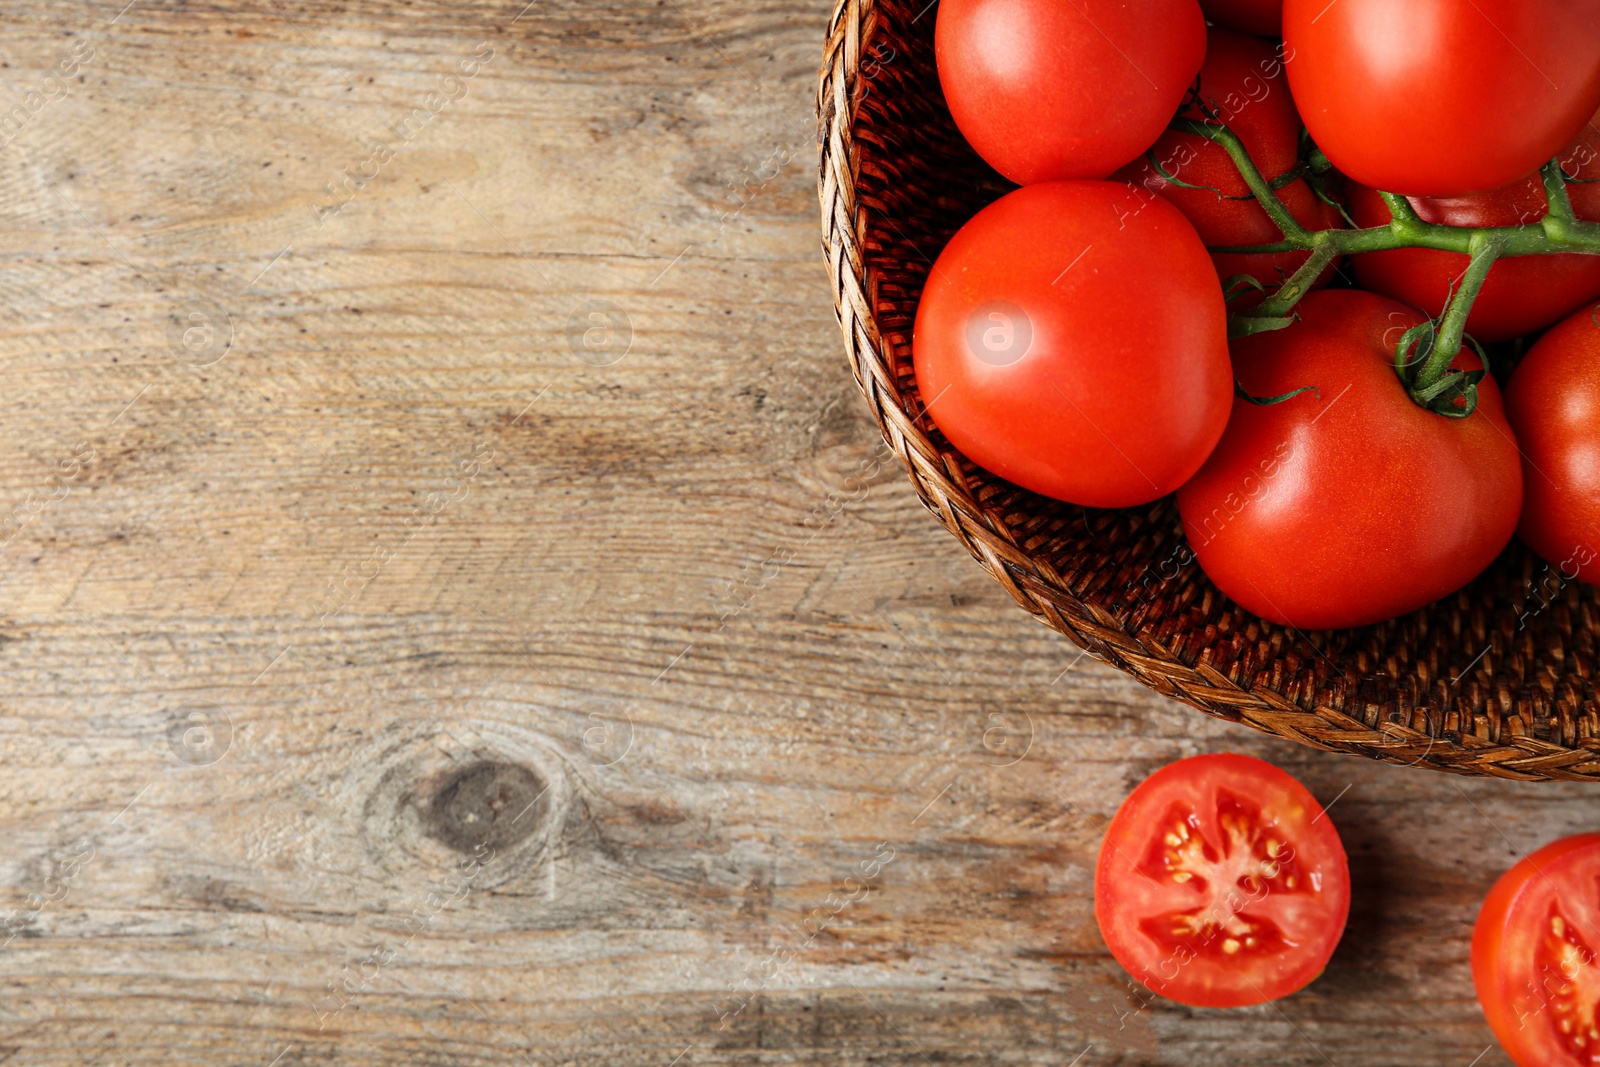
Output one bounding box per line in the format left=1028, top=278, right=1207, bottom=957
left=1114, top=28, right=1342, bottom=307
left=1346, top=118, right=1600, bottom=343
left=913, top=181, right=1231, bottom=508
left=1283, top=0, right=1600, bottom=196
left=1472, top=834, right=1600, bottom=1067
left=1504, top=305, right=1600, bottom=586
left=1095, top=753, right=1350, bottom=1009
left=1199, top=0, right=1280, bottom=37
left=936, top=0, right=1206, bottom=185
left=1176, top=290, right=1523, bottom=629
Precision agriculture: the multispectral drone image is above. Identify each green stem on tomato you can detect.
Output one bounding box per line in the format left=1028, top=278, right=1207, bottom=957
left=1542, top=159, right=1577, bottom=225
left=1412, top=231, right=1503, bottom=392
left=1211, top=213, right=1600, bottom=258
left=1393, top=321, right=1434, bottom=380
left=1169, top=114, right=1600, bottom=414
left=1170, top=119, right=1309, bottom=242
left=1378, top=191, right=1419, bottom=223
left=1228, top=313, right=1299, bottom=339
left=1246, top=234, right=1341, bottom=322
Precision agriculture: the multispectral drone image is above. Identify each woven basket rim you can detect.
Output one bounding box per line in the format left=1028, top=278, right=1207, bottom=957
left=815, top=0, right=1600, bottom=782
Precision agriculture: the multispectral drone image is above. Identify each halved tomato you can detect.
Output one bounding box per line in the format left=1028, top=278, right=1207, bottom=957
left=1095, top=753, right=1351, bottom=1008
left=1473, top=834, right=1600, bottom=1067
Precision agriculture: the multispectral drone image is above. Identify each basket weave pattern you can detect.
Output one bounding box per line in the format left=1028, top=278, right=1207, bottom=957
left=816, top=0, right=1600, bottom=780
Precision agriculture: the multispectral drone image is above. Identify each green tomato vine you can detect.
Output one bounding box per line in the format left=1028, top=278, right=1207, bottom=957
left=1177, top=117, right=1600, bottom=417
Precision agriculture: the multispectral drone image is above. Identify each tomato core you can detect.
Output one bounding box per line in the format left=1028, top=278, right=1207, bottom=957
left=1135, top=795, right=1311, bottom=964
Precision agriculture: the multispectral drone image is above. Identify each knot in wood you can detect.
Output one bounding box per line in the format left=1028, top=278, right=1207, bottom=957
left=420, top=760, right=549, bottom=855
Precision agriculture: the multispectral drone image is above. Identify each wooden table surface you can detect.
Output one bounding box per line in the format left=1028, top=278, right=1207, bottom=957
left=0, top=1, right=1591, bottom=1063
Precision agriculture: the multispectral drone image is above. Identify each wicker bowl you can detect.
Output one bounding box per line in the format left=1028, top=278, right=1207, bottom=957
left=816, top=0, right=1600, bottom=780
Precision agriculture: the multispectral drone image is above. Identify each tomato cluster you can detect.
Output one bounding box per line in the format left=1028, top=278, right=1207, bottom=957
left=1097, top=750, right=1600, bottom=1067
left=919, top=0, right=1600, bottom=629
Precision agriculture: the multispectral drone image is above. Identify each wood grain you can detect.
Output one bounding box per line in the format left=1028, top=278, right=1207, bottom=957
left=0, top=0, right=1584, bottom=1063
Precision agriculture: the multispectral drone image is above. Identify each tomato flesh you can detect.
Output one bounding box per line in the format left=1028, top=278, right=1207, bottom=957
left=1474, top=834, right=1600, bottom=1067
left=1096, top=753, right=1350, bottom=1008
left=1535, top=915, right=1600, bottom=1062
